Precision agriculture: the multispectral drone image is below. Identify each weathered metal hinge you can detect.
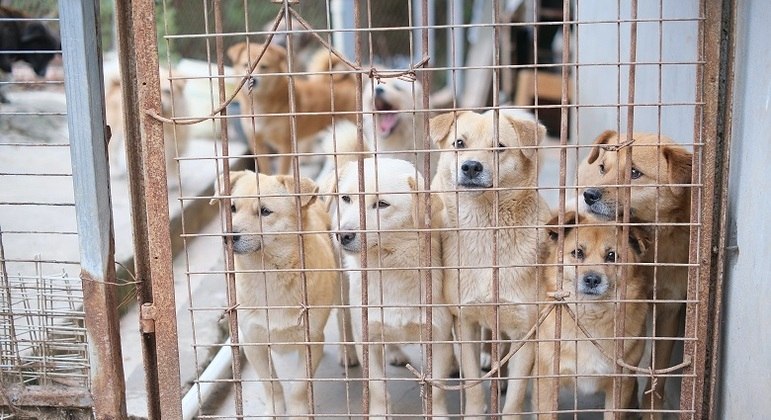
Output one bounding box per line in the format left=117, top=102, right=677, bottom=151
left=139, top=303, right=157, bottom=334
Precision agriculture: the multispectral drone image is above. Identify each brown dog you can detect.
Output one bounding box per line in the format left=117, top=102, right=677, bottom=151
left=534, top=212, right=651, bottom=419
left=577, top=130, right=692, bottom=417
left=227, top=42, right=356, bottom=175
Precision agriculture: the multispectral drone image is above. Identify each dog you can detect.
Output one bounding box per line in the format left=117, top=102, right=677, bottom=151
left=330, top=158, right=454, bottom=419
left=533, top=211, right=651, bottom=419
left=105, top=69, right=189, bottom=179
left=227, top=42, right=357, bottom=175
left=577, top=130, right=692, bottom=417
left=213, top=170, right=340, bottom=418
left=0, top=6, right=59, bottom=103
left=362, top=76, right=433, bottom=175
left=430, top=110, right=551, bottom=417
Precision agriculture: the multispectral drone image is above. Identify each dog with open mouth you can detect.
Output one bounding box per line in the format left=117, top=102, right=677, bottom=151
left=577, top=130, right=692, bottom=417
left=534, top=211, right=651, bottom=419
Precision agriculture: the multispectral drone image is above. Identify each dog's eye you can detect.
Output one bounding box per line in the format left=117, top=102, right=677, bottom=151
left=631, top=167, right=643, bottom=179
left=259, top=64, right=268, bottom=71
left=260, top=207, right=273, bottom=216
left=605, top=251, right=617, bottom=263
left=230, top=204, right=236, bottom=213
left=453, top=139, right=466, bottom=149
left=570, top=248, right=585, bottom=260
left=341, top=195, right=351, bottom=203
left=599, top=163, right=606, bottom=175
left=374, top=200, right=390, bottom=209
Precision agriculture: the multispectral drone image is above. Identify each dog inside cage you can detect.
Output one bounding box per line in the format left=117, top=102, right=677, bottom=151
left=1, top=0, right=711, bottom=418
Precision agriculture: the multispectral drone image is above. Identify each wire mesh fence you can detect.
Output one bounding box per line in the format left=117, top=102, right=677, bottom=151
left=2, top=0, right=727, bottom=418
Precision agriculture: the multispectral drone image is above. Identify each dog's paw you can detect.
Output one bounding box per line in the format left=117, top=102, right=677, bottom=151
left=480, top=351, right=492, bottom=371
left=338, top=345, right=359, bottom=367
left=386, top=344, right=410, bottom=367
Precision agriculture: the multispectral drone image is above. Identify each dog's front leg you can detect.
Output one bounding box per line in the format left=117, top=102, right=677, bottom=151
left=242, top=341, right=286, bottom=416
left=501, top=339, right=535, bottom=419
left=425, top=332, right=454, bottom=420
left=456, top=317, right=486, bottom=419
left=357, top=341, right=389, bottom=420
left=336, top=276, right=359, bottom=367
left=284, top=341, right=324, bottom=420
left=643, top=301, right=683, bottom=419
left=534, top=349, right=558, bottom=420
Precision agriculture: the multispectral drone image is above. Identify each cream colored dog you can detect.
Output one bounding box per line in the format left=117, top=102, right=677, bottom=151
left=214, top=170, right=338, bottom=418
left=577, top=131, right=692, bottom=416
left=534, top=212, right=651, bottom=419
left=430, top=110, right=551, bottom=417
left=331, top=158, right=454, bottom=419
left=227, top=42, right=356, bottom=175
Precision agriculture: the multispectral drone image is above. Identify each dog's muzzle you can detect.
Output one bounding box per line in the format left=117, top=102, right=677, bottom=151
left=578, top=271, right=608, bottom=297
left=457, top=160, right=492, bottom=188
left=226, top=231, right=261, bottom=254
left=337, top=231, right=361, bottom=252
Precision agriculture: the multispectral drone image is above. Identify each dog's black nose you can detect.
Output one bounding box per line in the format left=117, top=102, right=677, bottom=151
left=583, top=273, right=602, bottom=289
left=224, top=234, right=241, bottom=244
left=461, top=160, right=484, bottom=179
left=583, top=188, right=602, bottom=205
left=375, top=86, right=384, bottom=96
left=338, top=232, right=356, bottom=246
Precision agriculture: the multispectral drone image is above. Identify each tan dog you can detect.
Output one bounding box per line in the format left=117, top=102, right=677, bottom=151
left=534, top=212, right=651, bottom=419
left=577, top=130, right=692, bottom=416
left=331, top=158, right=454, bottom=419
left=430, top=110, right=551, bottom=417
left=105, top=69, right=189, bottom=178
left=227, top=42, right=356, bottom=175
left=214, top=170, right=338, bottom=418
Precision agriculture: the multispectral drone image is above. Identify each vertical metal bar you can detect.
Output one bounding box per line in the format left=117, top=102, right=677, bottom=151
left=58, top=1, right=128, bottom=418
left=113, top=0, right=162, bottom=417
left=210, top=1, right=245, bottom=417
left=132, top=0, right=183, bottom=417
left=682, top=0, right=733, bottom=417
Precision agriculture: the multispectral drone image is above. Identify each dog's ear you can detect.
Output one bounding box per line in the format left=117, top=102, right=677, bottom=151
left=429, top=112, right=459, bottom=146
left=663, top=145, right=693, bottom=196
left=545, top=211, right=579, bottom=241
left=278, top=175, right=319, bottom=208
left=586, top=130, right=617, bottom=165
left=504, top=116, right=546, bottom=160
left=210, top=170, right=252, bottom=205
left=226, top=42, right=247, bottom=66
left=628, top=222, right=652, bottom=256
left=408, top=176, right=445, bottom=229
left=21, top=23, right=49, bottom=44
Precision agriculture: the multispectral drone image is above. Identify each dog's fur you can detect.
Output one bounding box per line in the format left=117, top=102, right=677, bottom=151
left=105, top=70, right=189, bottom=178
left=577, top=130, right=692, bottom=416
left=330, top=158, right=454, bottom=419
left=215, top=170, right=338, bottom=418
left=227, top=42, right=357, bottom=175
left=0, top=6, right=59, bottom=103
left=534, top=212, right=651, bottom=419
left=430, top=110, right=551, bottom=417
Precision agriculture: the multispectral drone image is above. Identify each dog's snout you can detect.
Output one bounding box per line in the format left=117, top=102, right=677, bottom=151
left=583, top=272, right=602, bottom=289
left=461, top=160, right=484, bottom=179
left=583, top=188, right=603, bottom=205
left=224, top=233, right=241, bottom=243
left=338, top=232, right=357, bottom=246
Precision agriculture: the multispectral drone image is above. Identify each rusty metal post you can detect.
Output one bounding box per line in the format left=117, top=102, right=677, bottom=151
left=112, top=0, right=162, bottom=418
left=58, top=1, right=128, bottom=418
left=130, top=0, right=184, bottom=418
left=681, top=0, right=735, bottom=417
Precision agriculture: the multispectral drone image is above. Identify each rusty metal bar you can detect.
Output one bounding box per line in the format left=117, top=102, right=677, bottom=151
left=113, top=0, right=162, bottom=417
left=131, top=0, right=183, bottom=417
left=681, top=0, right=734, bottom=418
left=58, top=1, right=128, bottom=418
left=0, top=385, right=92, bottom=408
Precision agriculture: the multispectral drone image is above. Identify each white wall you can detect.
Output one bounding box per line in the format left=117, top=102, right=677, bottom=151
left=574, top=1, right=699, bottom=148
left=719, top=0, right=771, bottom=417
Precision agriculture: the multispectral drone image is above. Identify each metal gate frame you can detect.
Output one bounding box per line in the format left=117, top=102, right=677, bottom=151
left=105, top=0, right=737, bottom=419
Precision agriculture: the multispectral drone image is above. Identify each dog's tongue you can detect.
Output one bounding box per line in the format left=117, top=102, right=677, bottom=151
left=378, top=113, right=399, bottom=136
